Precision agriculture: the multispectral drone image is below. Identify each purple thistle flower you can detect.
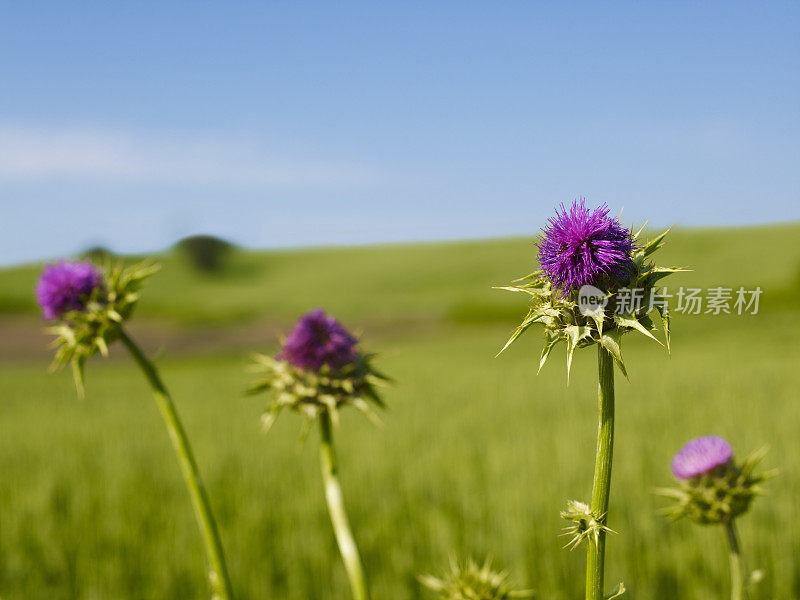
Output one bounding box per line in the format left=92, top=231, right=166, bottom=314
left=278, top=309, right=358, bottom=372
left=538, top=199, right=635, bottom=294
left=671, top=436, right=734, bottom=479
left=36, top=261, right=103, bottom=320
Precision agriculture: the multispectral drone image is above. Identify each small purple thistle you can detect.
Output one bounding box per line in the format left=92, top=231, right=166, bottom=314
left=278, top=309, right=358, bottom=372
left=672, top=436, right=734, bottom=479
left=36, top=261, right=103, bottom=320
left=538, top=199, right=635, bottom=294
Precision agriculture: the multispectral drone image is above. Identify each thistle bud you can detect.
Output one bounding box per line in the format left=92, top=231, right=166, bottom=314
left=37, top=259, right=159, bottom=395
left=248, top=309, right=389, bottom=436
left=419, top=556, right=534, bottom=600
left=560, top=499, right=617, bottom=550
left=657, top=436, right=775, bottom=525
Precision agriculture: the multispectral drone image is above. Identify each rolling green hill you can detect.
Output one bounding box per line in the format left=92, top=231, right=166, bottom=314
left=2, top=223, right=799, bottom=327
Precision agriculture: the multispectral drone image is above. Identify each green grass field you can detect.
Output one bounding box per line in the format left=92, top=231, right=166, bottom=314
left=1, top=223, right=799, bottom=599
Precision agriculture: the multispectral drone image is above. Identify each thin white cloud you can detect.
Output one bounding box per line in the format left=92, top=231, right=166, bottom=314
left=0, top=125, right=380, bottom=188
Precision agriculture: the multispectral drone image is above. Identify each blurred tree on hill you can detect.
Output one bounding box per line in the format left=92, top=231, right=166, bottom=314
left=81, top=245, right=115, bottom=262
left=175, top=235, right=234, bottom=273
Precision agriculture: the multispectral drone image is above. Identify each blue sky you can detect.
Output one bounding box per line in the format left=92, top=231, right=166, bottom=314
left=1, top=1, right=798, bottom=265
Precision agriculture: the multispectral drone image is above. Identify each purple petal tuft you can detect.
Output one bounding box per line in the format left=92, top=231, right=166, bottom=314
left=278, top=309, right=358, bottom=372
left=36, top=261, right=103, bottom=320
left=671, top=436, right=734, bottom=479
left=538, top=199, right=634, bottom=294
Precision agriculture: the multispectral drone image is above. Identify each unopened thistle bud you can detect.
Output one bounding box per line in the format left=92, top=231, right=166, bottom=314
left=248, top=309, right=390, bottom=436
left=419, top=556, right=534, bottom=600
left=560, top=499, right=617, bottom=551
left=657, top=436, right=776, bottom=525
left=37, top=259, right=159, bottom=395
left=497, top=199, right=686, bottom=379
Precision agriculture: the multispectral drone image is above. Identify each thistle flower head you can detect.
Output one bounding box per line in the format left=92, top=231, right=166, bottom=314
left=36, top=260, right=103, bottom=320
left=538, top=200, right=634, bottom=295
left=671, top=436, right=733, bottom=479
left=656, top=440, right=776, bottom=525
left=497, top=201, right=687, bottom=381
left=419, top=556, right=534, bottom=600
left=249, top=310, right=389, bottom=437
left=277, top=308, right=358, bottom=371
left=40, top=259, right=159, bottom=396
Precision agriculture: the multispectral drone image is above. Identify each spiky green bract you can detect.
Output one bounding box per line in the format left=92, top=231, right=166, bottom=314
left=656, top=447, right=777, bottom=525
left=419, top=557, right=535, bottom=600
left=45, top=260, right=160, bottom=396
left=248, top=352, right=390, bottom=438
left=497, top=227, right=686, bottom=380
left=560, top=499, right=617, bottom=551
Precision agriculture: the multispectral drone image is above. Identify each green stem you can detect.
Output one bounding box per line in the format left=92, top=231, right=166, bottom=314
left=319, top=412, right=370, bottom=600
left=586, top=346, right=615, bottom=600
left=725, top=520, right=744, bottom=600
left=119, top=329, right=235, bottom=600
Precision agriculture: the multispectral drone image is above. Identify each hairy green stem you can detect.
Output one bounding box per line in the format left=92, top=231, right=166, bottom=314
left=726, top=520, right=744, bottom=600
left=319, top=412, right=370, bottom=600
left=119, top=329, right=235, bottom=600
left=586, top=346, right=615, bottom=600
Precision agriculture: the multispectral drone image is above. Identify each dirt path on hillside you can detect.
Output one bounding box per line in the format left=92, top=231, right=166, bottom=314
left=0, top=315, right=442, bottom=362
